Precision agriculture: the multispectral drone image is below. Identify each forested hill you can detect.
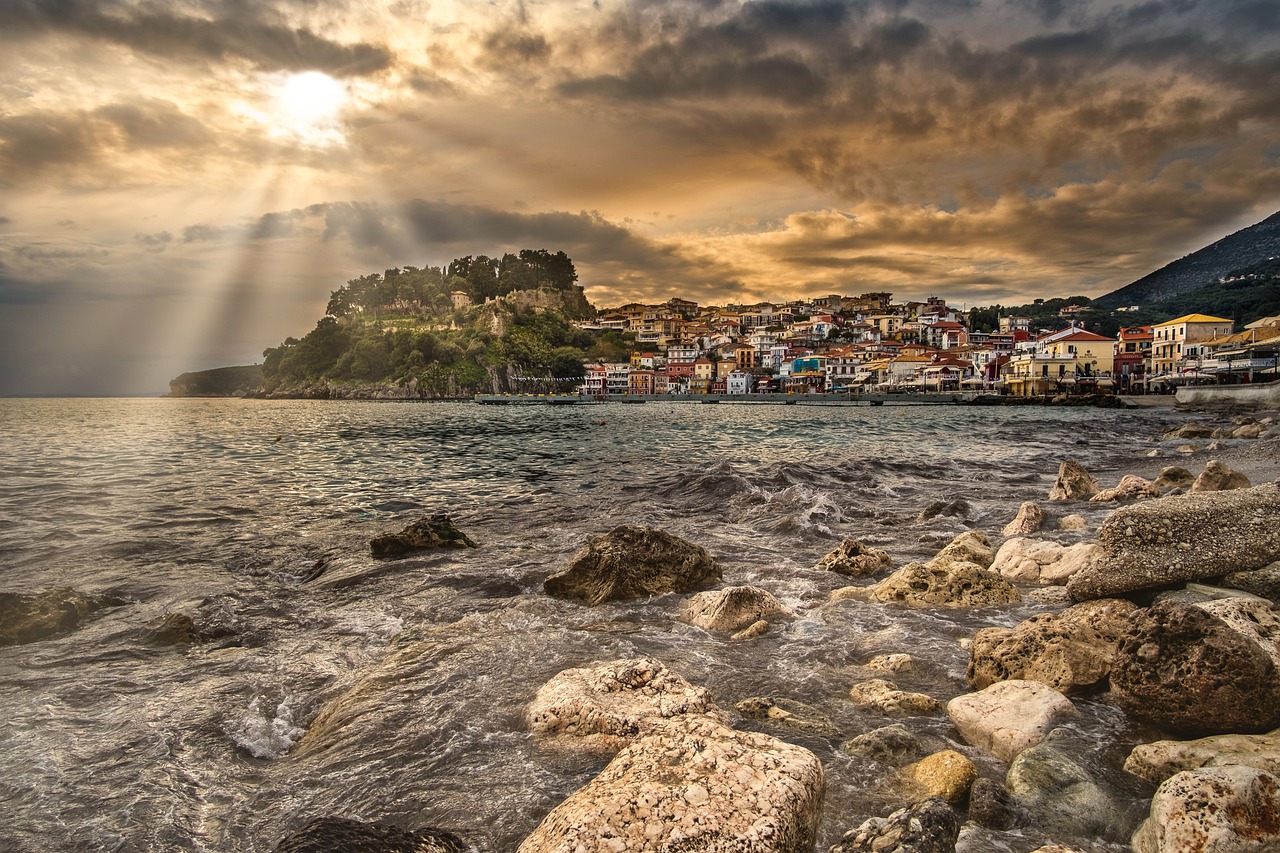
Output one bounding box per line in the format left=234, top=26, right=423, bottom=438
left=247, top=249, right=621, bottom=399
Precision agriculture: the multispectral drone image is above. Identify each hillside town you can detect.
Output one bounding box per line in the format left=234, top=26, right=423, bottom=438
left=574, top=294, right=1280, bottom=397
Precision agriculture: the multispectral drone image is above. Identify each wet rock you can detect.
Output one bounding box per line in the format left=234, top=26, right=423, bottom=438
left=991, top=538, right=1103, bottom=585
left=1125, top=729, right=1280, bottom=785
left=929, top=530, right=994, bottom=570
left=966, top=599, right=1137, bottom=693
left=817, top=539, right=894, bottom=577
left=1191, top=459, right=1251, bottom=492
left=1027, top=847, right=1088, bottom=853
left=1153, top=465, right=1195, bottom=493
left=1090, top=474, right=1162, bottom=503
left=901, top=750, right=978, bottom=805
left=369, top=514, right=477, bottom=557
left=274, top=817, right=468, bottom=852
left=147, top=611, right=202, bottom=645
left=1002, top=501, right=1046, bottom=537
left=835, top=561, right=1020, bottom=609
left=842, top=724, right=926, bottom=766
left=1110, top=599, right=1280, bottom=735
left=525, top=657, right=718, bottom=752
left=1232, top=423, right=1266, bottom=439
left=848, top=679, right=942, bottom=717
left=1048, top=461, right=1099, bottom=501
left=1066, top=483, right=1280, bottom=600
left=1163, top=421, right=1216, bottom=440
left=1131, top=766, right=1280, bottom=853
left=946, top=680, right=1077, bottom=763
left=731, top=620, right=771, bottom=641
left=544, top=526, right=721, bottom=606
left=1177, top=444, right=1199, bottom=454
left=918, top=499, right=971, bottom=522
left=866, top=653, right=914, bottom=674
left=735, top=696, right=839, bottom=737
left=967, top=778, right=1019, bottom=830
left=1006, top=734, right=1128, bottom=840
left=1058, top=514, right=1088, bottom=532
left=0, top=587, right=100, bottom=646
left=828, top=798, right=960, bottom=853
left=519, top=713, right=824, bottom=853
left=1220, top=561, right=1280, bottom=602
left=682, top=586, right=792, bottom=633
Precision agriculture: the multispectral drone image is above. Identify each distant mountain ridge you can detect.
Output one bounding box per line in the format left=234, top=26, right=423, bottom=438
left=1094, top=210, right=1280, bottom=310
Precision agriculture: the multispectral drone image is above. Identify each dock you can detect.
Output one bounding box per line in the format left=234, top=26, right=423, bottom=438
left=474, top=392, right=977, bottom=406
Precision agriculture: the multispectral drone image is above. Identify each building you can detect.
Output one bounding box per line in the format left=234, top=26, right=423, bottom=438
left=1151, top=314, right=1234, bottom=378
left=1114, top=326, right=1153, bottom=391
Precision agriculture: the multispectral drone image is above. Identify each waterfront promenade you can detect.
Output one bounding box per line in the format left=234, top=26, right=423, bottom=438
left=476, top=392, right=975, bottom=406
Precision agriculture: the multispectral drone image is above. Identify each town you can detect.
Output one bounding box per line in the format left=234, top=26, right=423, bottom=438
left=568, top=294, right=1280, bottom=398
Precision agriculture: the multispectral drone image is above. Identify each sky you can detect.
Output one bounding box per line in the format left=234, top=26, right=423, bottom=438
left=1, top=0, right=1279, bottom=395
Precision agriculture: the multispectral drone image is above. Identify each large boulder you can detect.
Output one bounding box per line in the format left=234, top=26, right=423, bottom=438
left=682, top=586, right=793, bottom=633
left=1110, top=599, right=1280, bottom=735
left=1006, top=735, right=1129, bottom=841
left=966, top=599, right=1137, bottom=693
left=848, top=679, right=942, bottom=717
left=369, top=514, right=477, bottom=557
left=544, top=527, right=721, bottom=606
left=1192, top=459, right=1252, bottom=493
left=275, top=818, right=468, bottom=853
left=1131, top=767, right=1280, bottom=853
left=817, top=540, right=894, bottom=577
left=833, top=561, right=1020, bottom=608
left=1002, top=501, right=1046, bottom=537
left=946, top=680, right=1077, bottom=762
left=991, top=538, right=1103, bottom=585
left=1125, top=729, right=1280, bottom=785
left=828, top=798, right=960, bottom=853
left=1090, top=474, right=1162, bottom=503
left=0, top=588, right=100, bottom=646
left=1048, top=461, right=1099, bottom=501
left=519, top=713, right=824, bottom=853
left=1152, top=466, right=1195, bottom=493
left=1066, top=483, right=1280, bottom=600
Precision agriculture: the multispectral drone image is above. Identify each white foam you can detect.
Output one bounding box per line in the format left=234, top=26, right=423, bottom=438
left=227, top=694, right=305, bottom=759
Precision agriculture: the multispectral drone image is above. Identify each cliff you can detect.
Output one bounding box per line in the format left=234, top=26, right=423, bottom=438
left=168, top=365, right=263, bottom=397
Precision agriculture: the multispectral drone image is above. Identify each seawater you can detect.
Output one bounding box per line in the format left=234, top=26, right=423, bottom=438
left=0, top=398, right=1175, bottom=852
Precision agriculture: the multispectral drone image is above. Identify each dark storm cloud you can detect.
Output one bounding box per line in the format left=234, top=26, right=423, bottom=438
left=0, top=0, right=392, bottom=76
left=0, top=111, right=101, bottom=176
left=0, top=217, right=12, bottom=226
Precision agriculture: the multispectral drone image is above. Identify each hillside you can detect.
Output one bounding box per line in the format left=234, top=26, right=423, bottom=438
left=168, top=365, right=263, bottom=397
left=1094, top=210, right=1280, bottom=309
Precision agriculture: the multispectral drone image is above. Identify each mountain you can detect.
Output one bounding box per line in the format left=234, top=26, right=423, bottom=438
left=1093, top=210, right=1280, bottom=310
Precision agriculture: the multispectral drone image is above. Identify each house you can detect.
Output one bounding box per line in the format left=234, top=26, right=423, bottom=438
left=726, top=371, right=755, bottom=394
left=628, top=369, right=656, bottom=395
left=1151, top=314, right=1234, bottom=378
left=1040, top=329, right=1116, bottom=378
left=1114, top=326, right=1153, bottom=390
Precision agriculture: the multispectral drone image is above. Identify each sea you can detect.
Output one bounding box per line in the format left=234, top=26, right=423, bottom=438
left=0, top=397, right=1183, bottom=852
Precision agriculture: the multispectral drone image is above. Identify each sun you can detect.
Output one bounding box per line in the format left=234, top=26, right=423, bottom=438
left=269, top=71, right=348, bottom=146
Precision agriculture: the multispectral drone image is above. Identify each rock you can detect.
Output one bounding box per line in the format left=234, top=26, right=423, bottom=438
left=525, top=658, right=719, bottom=752
left=1110, top=600, right=1280, bottom=735
left=966, top=599, right=1137, bottom=693
left=1153, top=465, right=1196, bottom=493
left=848, top=679, right=942, bottom=717
left=1125, top=729, right=1280, bottom=785
left=520, top=714, right=823, bottom=853
left=1066, top=483, right=1280, bottom=600
left=0, top=588, right=100, bottom=646
left=682, top=586, right=793, bottom=633
left=1048, top=461, right=1099, bottom=501
left=866, top=654, right=914, bottom=674
left=1027, top=847, right=1088, bottom=853
left=1177, top=444, right=1199, bottom=454
left=1232, top=423, right=1266, bottom=439
left=929, top=530, right=994, bottom=570
left=901, top=750, right=978, bottom=805
left=274, top=817, right=468, bottom=852
left=828, top=798, right=960, bottom=853
left=967, top=778, right=1019, bottom=830
left=918, top=499, right=971, bottom=522
left=544, top=526, right=721, bottom=606
left=842, top=724, right=926, bottom=766
left=735, top=696, right=839, bottom=737
left=834, top=561, right=1021, bottom=608
left=1058, top=514, right=1088, bottom=532
left=1221, top=561, right=1280, bottom=602
left=991, top=538, right=1103, bottom=585
left=817, top=539, right=894, bottom=577
left=1192, top=459, right=1251, bottom=492
left=1163, top=421, right=1216, bottom=440
left=1002, top=502, right=1046, bottom=536
left=731, top=620, right=771, bottom=641
left=1006, top=735, right=1127, bottom=840
left=1090, top=474, right=1162, bottom=503
left=946, top=680, right=1077, bottom=762
left=369, top=514, right=477, bottom=557
left=147, top=611, right=202, bottom=645
left=1131, top=766, right=1280, bottom=853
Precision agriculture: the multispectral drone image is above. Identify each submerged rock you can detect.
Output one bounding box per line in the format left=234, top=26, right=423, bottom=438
left=731, top=620, right=772, bottom=641
left=1125, top=729, right=1280, bottom=785
left=682, top=586, right=793, bottom=633
left=828, top=798, right=960, bottom=853
left=0, top=587, right=100, bottom=646
left=735, top=696, right=840, bottom=737
left=146, top=611, right=203, bottom=645
left=368, top=514, right=477, bottom=557
left=835, top=561, right=1020, bottom=609
left=817, top=539, right=894, bottom=577
left=842, top=724, right=927, bottom=766
left=1191, top=459, right=1251, bottom=492
left=967, top=778, right=1019, bottom=830
left=1066, top=483, right=1280, bottom=600
left=918, top=499, right=971, bottom=522
left=274, top=817, right=468, bottom=853
left=1047, top=461, right=1099, bottom=501
left=1002, top=501, right=1046, bottom=537
left=1006, top=734, right=1129, bottom=841
left=1131, top=766, right=1280, bottom=853
left=544, top=526, right=721, bottom=606
left=848, top=679, right=942, bottom=717
left=1110, top=599, right=1280, bottom=735
left=947, top=680, right=1077, bottom=763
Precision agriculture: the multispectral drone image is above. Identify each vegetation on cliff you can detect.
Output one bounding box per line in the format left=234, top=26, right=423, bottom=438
left=168, top=365, right=264, bottom=397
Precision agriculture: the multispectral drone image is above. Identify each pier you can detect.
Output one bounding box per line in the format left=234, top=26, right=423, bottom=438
left=474, top=392, right=976, bottom=406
